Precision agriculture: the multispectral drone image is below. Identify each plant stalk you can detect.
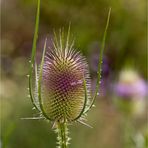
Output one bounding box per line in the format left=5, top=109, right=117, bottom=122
left=56, top=121, right=69, bottom=148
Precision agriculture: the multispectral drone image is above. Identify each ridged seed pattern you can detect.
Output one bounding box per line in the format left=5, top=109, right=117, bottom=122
left=41, top=48, right=90, bottom=121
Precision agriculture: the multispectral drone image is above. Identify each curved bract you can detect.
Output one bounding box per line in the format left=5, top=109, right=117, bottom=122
left=28, top=0, right=40, bottom=111
left=84, top=8, right=111, bottom=114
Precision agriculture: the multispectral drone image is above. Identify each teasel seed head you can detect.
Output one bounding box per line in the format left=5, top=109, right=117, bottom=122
left=35, top=31, right=91, bottom=122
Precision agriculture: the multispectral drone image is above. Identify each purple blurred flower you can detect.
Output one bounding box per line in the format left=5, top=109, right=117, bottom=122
left=115, top=79, right=147, bottom=98
left=114, top=69, right=147, bottom=99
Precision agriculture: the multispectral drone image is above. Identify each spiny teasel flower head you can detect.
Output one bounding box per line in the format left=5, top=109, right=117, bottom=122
left=28, top=4, right=111, bottom=126
left=32, top=30, right=91, bottom=122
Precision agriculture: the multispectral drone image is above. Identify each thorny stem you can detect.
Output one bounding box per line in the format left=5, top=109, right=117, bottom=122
left=56, top=121, right=69, bottom=148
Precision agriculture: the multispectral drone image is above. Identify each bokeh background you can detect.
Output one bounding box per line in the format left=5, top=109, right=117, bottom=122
left=1, top=0, right=147, bottom=148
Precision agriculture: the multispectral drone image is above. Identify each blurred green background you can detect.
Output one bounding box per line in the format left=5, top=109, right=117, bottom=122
left=1, top=0, right=147, bottom=148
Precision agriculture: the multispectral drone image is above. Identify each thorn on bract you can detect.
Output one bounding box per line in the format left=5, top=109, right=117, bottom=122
left=92, top=104, right=96, bottom=107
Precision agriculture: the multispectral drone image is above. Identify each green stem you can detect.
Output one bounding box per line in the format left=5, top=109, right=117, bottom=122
left=56, top=121, right=69, bottom=148
left=122, top=115, right=134, bottom=148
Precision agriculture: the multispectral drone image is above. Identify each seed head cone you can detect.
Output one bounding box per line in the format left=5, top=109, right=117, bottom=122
left=40, top=39, right=91, bottom=122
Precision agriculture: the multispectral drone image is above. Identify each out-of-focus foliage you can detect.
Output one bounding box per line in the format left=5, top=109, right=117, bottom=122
left=1, top=0, right=147, bottom=148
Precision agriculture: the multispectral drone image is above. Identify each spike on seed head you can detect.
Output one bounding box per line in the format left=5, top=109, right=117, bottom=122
left=38, top=31, right=91, bottom=122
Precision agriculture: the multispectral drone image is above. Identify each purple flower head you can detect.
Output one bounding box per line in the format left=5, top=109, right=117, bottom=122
left=114, top=69, right=147, bottom=99
left=33, top=31, right=91, bottom=122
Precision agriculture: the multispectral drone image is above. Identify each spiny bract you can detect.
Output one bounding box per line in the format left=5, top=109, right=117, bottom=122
left=35, top=31, right=91, bottom=122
